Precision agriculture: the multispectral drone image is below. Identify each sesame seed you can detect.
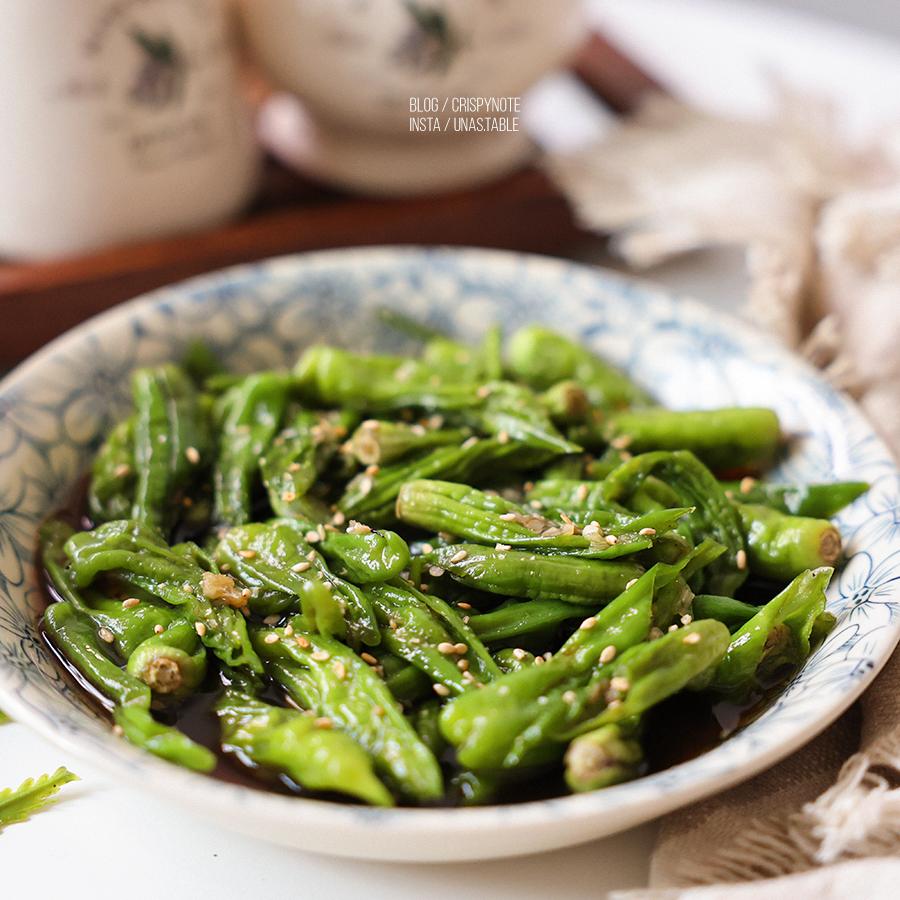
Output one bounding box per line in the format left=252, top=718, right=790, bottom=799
left=113, top=463, right=132, bottom=478
left=736, top=549, right=748, bottom=570
left=606, top=534, right=619, bottom=544
left=264, top=633, right=280, bottom=644
left=499, top=512, right=518, bottom=521
left=683, top=631, right=702, bottom=645
left=372, top=705, right=385, bottom=717
left=497, top=685, right=511, bottom=695
left=599, top=645, right=617, bottom=664
left=112, top=724, right=125, bottom=737
left=533, top=655, right=544, bottom=665
left=512, top=648, right=528, bottom=660
left=437, top=642, right=456, bottom=654
left=357, top=475, right=374, bottom=496
left=241, top=588, right=252, bottom=599
left=639, top=527, right=657, bottom=536
left=295, top=635, right=310, bottom=648
left=450, top=549, right=469, bottom=564
left=288, top=462, right=302, bottom=472
left=282, top=490, right=298, bottom=503
left=185, top=446, right=200, bottom=464
left=740, top=476, right=756, bottom=494
left=610, top=434, right=633, bottom=450
left=495, top=543, right=511, bottom=551
left=291, top=561, right=311, bottom=572
left=238, top=549, right=256, bottom=559
left=668, top=624, right=680, bottom=633
left=305, top=529, right=321, bottom=543
left=497, top=430, right=510, bottom=444
left=360, top=652, right=378, bottom=665
left=461, top=436, right=479, bottom=450
left=457, top=659, right=469, bottom=670
left=610, top=676, right=630, bottom=692
left=122, top=597, right=140, bottom=608
left=263, top=615, right=280, bottom=625
left=99, top=627, right=115, bottom=643
left=333, top=660, right=347, bottom=679
left=428, top=565, right=445, bottom=577
left=537, top=695, right=549, bottom=705
left=680, top=614, right=693, bottom=625
left=625, top=578, right=639, bottom=589
left=562, top=690, right=577, bottom=704
left=195, top=622, right=207, bottom=637
left=432, top=683, right=451, bottom=697
left=284, top=624, right=294, bottom=637
left=154, top=624, right=164, bottom=634
left=575, top=483, right=589, bottom=502
left=579, top=616, right=597, bottom=630
left=332, top=510, right=346, bottom=526
left=314, top=717, right=334, bottom=729
left=456, top=602, right=472, bottom=610
left=310, top=650, right=331, bottom=661
left=453, top=643, right=468, bottom=655
left=607, top=698, right=623, bottom=709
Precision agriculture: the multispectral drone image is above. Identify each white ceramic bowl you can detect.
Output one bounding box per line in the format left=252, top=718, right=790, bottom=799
left=237, top=0, right=585, bottom=194
left=1, top=246, right=898, bottom=861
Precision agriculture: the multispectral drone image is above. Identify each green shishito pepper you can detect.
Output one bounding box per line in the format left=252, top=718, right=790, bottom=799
left=41, top=321, right=856, bottom=807
left=250, top=628, right=444, bottom=804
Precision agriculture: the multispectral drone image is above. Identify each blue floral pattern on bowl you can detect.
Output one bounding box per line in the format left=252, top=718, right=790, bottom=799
left=1, top=246, right=898, bottom=861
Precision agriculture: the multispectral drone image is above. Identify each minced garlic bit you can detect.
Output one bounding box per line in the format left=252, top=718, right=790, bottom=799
left=200, top=571, right=248, bottom=608
left=683, top=631, right=702, bottom=645
left=195, top=622, right=207, bottom=637
left=347, top=520, right=372, bottom=535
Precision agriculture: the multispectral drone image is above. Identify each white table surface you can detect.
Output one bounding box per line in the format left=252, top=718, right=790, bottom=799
left=4, top=1, right=900, bottom=896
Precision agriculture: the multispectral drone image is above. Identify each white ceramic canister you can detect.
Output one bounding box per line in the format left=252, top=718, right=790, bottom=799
left=0, top=0, right=260, bottom=260
left=238, top=0, right=586, bottom=195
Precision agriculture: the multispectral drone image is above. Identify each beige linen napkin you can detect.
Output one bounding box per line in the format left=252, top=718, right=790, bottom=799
left=545, top=91, right=900, bottom=896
